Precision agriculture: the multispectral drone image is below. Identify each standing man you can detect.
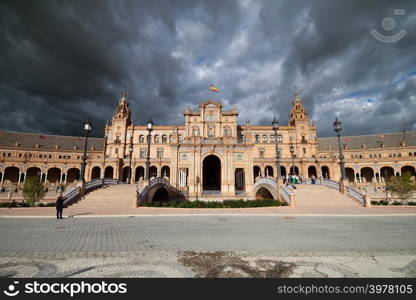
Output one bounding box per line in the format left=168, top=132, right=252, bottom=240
left=56, top=196, right=64, bottom=219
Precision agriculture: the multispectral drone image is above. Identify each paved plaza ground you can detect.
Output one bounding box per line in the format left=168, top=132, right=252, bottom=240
left=1, top=215, right=415, bottom=277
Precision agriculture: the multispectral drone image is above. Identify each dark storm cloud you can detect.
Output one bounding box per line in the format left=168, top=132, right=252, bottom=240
left=0, top=0, right=415, bottom=137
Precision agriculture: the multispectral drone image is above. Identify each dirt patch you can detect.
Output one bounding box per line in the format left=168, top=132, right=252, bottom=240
left=178, top=251, right=295, bottom=278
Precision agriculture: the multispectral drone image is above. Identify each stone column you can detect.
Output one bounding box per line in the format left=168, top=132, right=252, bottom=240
left=0, top=171, right=4, bottom=186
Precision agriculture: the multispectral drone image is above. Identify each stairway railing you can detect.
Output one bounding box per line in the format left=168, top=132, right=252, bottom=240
left=63, top=178, right=120, bottom=206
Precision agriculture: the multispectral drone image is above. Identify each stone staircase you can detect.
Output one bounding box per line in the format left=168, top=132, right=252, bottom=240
left=70, top=184, right=137, bottom=209
left=293, top=184, right=360, bottom=207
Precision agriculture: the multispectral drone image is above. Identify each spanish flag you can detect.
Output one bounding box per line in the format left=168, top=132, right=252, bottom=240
left=210, top=84, right=219, bottom=92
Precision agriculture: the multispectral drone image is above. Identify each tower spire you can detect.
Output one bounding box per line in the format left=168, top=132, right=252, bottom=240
left=289, top=88, right=308, bottom=125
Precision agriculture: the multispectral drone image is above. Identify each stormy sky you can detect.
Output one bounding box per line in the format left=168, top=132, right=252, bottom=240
left=0, top=0, right=415, bottom=138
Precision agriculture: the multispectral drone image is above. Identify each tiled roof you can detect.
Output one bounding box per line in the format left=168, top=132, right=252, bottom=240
left=0, top=131, right=104, bottom=151
left=317, top=131, right=416, bottom=151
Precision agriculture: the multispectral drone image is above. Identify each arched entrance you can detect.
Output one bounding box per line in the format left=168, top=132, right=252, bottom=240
left=253, top=166, right=261, bottom=182
left=345, top=167, right=355, bottom=182
left=361, top=167, right=374, bottom=183
left=255, top=187, right=274, bottom=200
left=265, top=166, right=274, bottom=177
left=307, top=166, right=317, bottom=178
left=289, top=166, right=299, bottom=176
left=104, top=166, right=114, bottom=179
left=280, top=166, right=286, bottom=178
left=67, top=168, right=80, bottom=183
left=161, top=166, right=170, bottom=178
left=27, top=167, right=41, bottom=179
left=321, top=166, right=330, bottom=179
left=47, top=168, right=61, bottom=183
left=401, top=166, right=416, bottom=176
left=203, top=155, right=221, bottom=191
left=122, top=166, right=131, bottom=183
left=91, top=166, right=101, bottom=180
left=151, top=187, right=169, bottom=202
left=135, top=166, right=145, bottom=182
left=149, top=166, right=158, bottom=178
left=4, top=167, right=19, bottom=183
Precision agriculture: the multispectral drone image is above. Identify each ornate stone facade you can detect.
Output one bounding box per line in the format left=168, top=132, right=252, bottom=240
left=0, top=92, right=415, bottom=199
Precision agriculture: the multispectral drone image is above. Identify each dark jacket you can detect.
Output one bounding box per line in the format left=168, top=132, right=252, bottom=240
left=56, top=197, right=64, bottom=209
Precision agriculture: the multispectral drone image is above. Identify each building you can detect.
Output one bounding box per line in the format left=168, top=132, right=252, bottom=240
left=0, top=91, right=415, bottom=200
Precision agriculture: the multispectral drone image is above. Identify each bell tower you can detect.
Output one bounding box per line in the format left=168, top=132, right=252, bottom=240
left=113, top=88, right=132, bottom=124
left=289, top=90, right=308, bottom=126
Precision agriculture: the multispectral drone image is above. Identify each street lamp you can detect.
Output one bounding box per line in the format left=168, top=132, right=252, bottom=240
left=333, top=117, right=347, bottom=181
left=127, top=142, right=133, bottom=184
left=145, top=117, right=154, bottom=181
left=80, top=119, right=92, bottom=183
left=289, top=144, right=295, bottom=176
left=272, top=117, right=281, bottom=179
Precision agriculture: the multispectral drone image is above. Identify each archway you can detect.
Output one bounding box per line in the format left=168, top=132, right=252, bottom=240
left=91, top=166, right=101, bottom=180
left=265, top=166, right=274, bottom=177
left=280, top=166, right=287, bottom=178
left=401, top=166, right=416, bottom=176
left=289, top=166, right=299, bottom=176
left=149, top=166, right=158, bottom=178
left=235, top=168, right=245, bottom=192
left=307, top=166, right=317, bottom=178
left=104, top=166, right=114, bottom=179
left=203, top=155, right=221, bottom=191
left=253, top=166, right=261, bottom=182
left=122, top=166, right=131, bottom=183
left=321, top=166, right=330, bottom=179
left=135, top=166, right=145, bottom=182
left=47, top=168, right=61, bottom=183
left=361, top=167, right=374, bottom=183
left=67, top=168, right=80, bottom=183
left=27, top=167, right=41, bottom=179
left=151, top=187, right=169, bottom=202
left=255, top=187, right=274, bottom=200
left=161, top=166, right=170, bottom=178
left=4, top=167, right=19, bottom=183
left=345, top=167, right=355, bottom=182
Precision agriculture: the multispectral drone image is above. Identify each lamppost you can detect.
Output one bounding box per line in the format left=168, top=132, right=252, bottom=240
left=127, top=143, right=133, bottom=184
left=272, top=118, right=281, bottom=200
left=290, top=144, right=295, bottom=178
left=333, top=117, right=347, bottom=193
left=80, top=119, right=92, bottom=183
left=145, top=117, right=153, bottom=181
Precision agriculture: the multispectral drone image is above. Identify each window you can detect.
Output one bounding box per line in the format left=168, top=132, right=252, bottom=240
left=140, top=148, right=146, bottom=158
left=259, top=148, right=265, bottom=159
left=162, top=135, right=167, bottom=143
left=255, top=135, right=260, bottom=143
left=178, top=135, right=183, bottom=143
left=223, top=126, right=231, bottom=137
left=193, top=127, right=200, bottom=136
left=277, top=135, right=282, bottom=142
left=139, top=135, right=145, bottom=143
left=115, top=136, right=121, bottom=144
left=270, top=135, right=275, bottom=142
left=262, top=135, right=267, bottom=143
left=154, top=135, right=159, bottom=143
left=241, top=134, right=245, bottom=142
left=303, top=148, right=306, bottom=154
left=115, top=148, right=118, bottom=154
left=157, top=148, right=163, bottom=159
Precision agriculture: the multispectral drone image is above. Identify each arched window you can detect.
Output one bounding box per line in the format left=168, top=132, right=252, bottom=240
left=270, top=135, right=275, bottom=142
left=169, top=135, right=173, bottom=143
left=154, top=135, right=159, bottom=143
left=277, top=134, right=282, bottom=142
left=255, top=135, right=260, bottom=143
left=139, top=135, right=144, bottom=143
left=162, top=135, right=167, bottom=143
left=178, top=135, right=183, bottom=143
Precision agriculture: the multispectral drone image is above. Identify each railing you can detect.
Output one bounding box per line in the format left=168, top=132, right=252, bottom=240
left=279, top=184, right=291, bottom=205
left=346, top=186, right=365, bottom=205
left=305, top=178, right=322, bottom=184
left=63, top=178, right=120, bottom=206
left=253, top=177, right=276, bottom=190
left=322, top=179, right=340, bottom=190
